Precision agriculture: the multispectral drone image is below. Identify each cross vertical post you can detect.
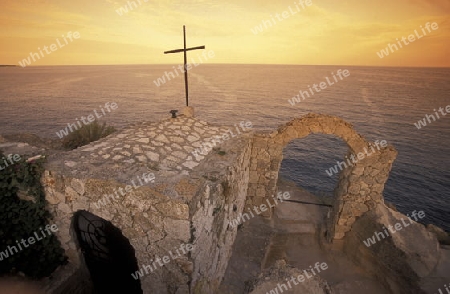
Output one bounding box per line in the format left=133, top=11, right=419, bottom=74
left=164, top=25, right=205, bottom=107
left=183, top=26, right=188, bottom=107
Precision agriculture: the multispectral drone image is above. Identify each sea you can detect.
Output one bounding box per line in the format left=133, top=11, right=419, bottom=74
left=0, top=64, right=449, bottom=232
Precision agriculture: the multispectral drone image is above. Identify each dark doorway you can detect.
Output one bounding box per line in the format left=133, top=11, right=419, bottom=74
left=73, top=210, right=143, bottom=294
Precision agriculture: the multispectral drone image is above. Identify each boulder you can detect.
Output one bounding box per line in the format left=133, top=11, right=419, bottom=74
left=343, top=204, right=440, bottom=294
left=426, top=224, right=450, bottom=245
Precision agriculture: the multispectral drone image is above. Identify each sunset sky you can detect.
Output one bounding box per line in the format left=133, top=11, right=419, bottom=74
left=1, top=0, right=449, bottom=67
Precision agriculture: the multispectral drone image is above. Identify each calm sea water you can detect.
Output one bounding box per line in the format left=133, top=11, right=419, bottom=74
left=0, top=65, right=449, bottom=231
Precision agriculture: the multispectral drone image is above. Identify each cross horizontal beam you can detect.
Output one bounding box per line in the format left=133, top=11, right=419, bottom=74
left=163, top=25, right=205, bottom=107
left=164, top=45, right=205, bottom=54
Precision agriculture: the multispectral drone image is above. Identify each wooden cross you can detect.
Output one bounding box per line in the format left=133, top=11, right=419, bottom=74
left=164, top=25, right=205, bottom=107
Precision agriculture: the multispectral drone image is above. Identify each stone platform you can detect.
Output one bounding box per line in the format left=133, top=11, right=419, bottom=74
left=2, top=112, right=446, bottom=294
left=42, top=115, right=254, bottom=293
left=47, top=116, right=241, bottom=181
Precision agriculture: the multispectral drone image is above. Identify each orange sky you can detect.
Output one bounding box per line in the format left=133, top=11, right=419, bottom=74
left=1, top=0, right=449, bottom=67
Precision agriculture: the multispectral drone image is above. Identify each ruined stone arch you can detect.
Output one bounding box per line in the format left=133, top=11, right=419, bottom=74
left=247, top=113, right=397, bottom=240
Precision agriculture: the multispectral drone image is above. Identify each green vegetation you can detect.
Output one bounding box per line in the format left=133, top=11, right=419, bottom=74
left=202, top=174, right=218, bottom=182
left=213, top=205, right=222, bottom=216
left=148, top=162, right=160, bottom=171
left=212, top=147, right=226, bottom=156
left=0, top=152, right=67, bottom=278
left=62, top=121, right=116, bottom=150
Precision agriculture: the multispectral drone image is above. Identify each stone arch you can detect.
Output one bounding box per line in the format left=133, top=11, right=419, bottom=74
left=247, top=113, right=397, bottom=240
left=72, top=210, right=143, bottom=293
left=42, top=172, right=194, bottom=293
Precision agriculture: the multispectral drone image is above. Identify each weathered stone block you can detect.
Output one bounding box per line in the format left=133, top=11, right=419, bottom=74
left=344, top=204, right=440, bottom=293
left=70, top=179, right=85, bottom=196
left=164, top=219, right=191, bottom=242
left=156, top=202, right=190, bottom=220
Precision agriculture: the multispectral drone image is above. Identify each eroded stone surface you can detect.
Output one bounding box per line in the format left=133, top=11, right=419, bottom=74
left=344, top=203, right=441, bottom=294
left=8, top=112, right=432, bottom=294
left=45, top=117, right=237, bottom=181
left=41, top=115, right=253, bottom=294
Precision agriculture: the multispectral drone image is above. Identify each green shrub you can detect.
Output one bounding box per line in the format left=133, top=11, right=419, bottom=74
left=0, top=152, right=67, bottom=278
left=62, top=121, right=116, bottom=150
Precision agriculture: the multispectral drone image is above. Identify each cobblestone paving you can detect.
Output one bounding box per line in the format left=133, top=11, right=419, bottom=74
left=64, top=116, right=233, bottom=176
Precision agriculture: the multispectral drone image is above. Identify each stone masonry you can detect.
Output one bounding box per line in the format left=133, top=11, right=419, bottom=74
left=36, top=112, right=399, bottom=292
left=42, top=115, right=253, bottom=293
left=246, top=113, right=398, bottom=240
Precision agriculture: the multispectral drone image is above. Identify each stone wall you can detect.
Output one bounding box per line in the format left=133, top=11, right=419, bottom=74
left=246, top=113, right=397, bottom=240
left=39, top=112, right=401, bottom=292
left=247, top=131, right=283, bottom=218
left=41, top=116, right=253, bottom=293
left=328, top=146, right=397, bottom=240
left=42, top=171, right=195, bottom=293
left=189, top=135, right=252, bottom=293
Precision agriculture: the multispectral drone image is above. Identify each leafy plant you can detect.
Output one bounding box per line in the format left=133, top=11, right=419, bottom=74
left=148, top=162, right=160, bottom=171
left=212, top=147, right=226, bottom=156
left=213, top=205, right=222, bottom=216
left=202, top=174, right=218, bottom=182
left=62, top=121, right=116, bottom=150
left=0, top=152, right=67, bottom=278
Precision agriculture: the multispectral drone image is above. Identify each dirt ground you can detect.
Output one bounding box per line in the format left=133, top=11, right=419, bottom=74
left=219, top=178, right=389, bottom=294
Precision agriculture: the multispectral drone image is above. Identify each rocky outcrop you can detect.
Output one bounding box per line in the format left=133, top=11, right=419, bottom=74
left=427, top=224, right=450, bottom=245
left=343, top=203, right=441, bottom=294
left=8, top=111, right=441, bottom=294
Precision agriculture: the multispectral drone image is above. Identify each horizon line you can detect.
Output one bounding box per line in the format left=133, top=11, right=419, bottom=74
left=2, top=63, right=450, bottom=69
